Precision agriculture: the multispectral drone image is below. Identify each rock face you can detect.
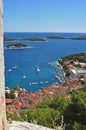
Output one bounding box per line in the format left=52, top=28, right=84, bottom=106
left=8, top=121, right=54, bottom=130
left=0, top=0, right=7, bottom=129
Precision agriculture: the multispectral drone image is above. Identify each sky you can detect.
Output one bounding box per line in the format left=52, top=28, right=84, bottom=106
left=3, top=0, right=86, bottom=32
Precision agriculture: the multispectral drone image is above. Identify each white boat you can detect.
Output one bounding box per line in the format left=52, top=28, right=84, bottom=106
left=40, top=81, right=43, bottom=85
left=44, top=81, right=48, bottom=84
left=8, top=69, right=12, bottom=72
left=32, top=82, right=38, bottom=85
left=13, top=66, right=18, bottom=69
left=36, top=65, right=40, bottom=72
left=22, top=75, right=26, bottom=79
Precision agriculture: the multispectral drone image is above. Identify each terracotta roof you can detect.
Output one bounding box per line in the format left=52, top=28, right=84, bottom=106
left=15, top=102, right=22, bottom=109
left=6, top=98, right=12, bottom=104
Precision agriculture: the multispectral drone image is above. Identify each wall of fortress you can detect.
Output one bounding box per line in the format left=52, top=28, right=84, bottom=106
left=0, top=0, right=7, bottom=129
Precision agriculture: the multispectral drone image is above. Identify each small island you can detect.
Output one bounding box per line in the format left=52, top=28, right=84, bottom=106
left=20, top=37, right=46, bottom=42
left=6, top=43, right=31, bottom=49
left=46, top=36, right=65, bottom=39
left=70, top=36, right=86, bottom=40
left=46, top=35, right=86, bottom=40
left=4, top=37, right=17, bottom=41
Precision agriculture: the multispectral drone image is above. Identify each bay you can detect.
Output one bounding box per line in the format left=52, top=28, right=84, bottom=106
left=4, top=32, right=86, bottom=92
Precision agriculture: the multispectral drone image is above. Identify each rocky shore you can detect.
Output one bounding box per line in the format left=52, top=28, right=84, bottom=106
left=8, top=121, right=54, bottom=130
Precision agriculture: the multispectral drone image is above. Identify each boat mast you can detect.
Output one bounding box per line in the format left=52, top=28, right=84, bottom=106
left=0, top=0, right=7, bottom=129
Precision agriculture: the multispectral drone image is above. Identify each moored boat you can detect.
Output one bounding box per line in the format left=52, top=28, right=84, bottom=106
left=35, top=65, right=40, bottom=72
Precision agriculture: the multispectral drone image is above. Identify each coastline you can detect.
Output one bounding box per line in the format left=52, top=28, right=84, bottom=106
left=56, top=61, right=66, bottom=82
left=5, top=32, right=86, bottom=92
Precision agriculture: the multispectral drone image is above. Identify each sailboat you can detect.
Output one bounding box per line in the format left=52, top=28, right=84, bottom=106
left=35, top=65, right=40, bottom=73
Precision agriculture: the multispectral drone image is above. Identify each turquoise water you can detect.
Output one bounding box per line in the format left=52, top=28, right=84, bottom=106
left=4, top=32, right=86, bottom=92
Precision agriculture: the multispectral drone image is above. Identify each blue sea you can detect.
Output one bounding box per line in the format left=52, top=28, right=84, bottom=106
left=4, top=32, right=86, bottom=92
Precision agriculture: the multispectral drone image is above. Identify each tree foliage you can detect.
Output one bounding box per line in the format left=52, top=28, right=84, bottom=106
left=27, top=108, right=60, bottom=128
left=7, top=89, right=86, bottom=129
left=64, top=90, right=86, bottom=128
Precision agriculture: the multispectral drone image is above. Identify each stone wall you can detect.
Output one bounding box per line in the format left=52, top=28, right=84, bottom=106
left=0, top=0, right=7, bottom=129
left=8, top=121, right=55, bottom=130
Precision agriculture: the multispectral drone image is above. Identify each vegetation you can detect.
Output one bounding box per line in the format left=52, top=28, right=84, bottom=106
left=4, top=36, right=86, bottom=42
left=7, top=111, right=24, bottom=122
left=5, top=89, right=15, bottom=99
left=58, top=52, right=86, bottom=79
left=59, top=59, right=71, bottom=77
left=5, top=86, right=20, bottom=99
left=6, top=87, right=86, bottom=129
left=46, top=35, right=86, bottom=41
left=20, top=37, right=46, bottom=41
left=4, top=37, right=16, bottom=41
left=27, top=90, right=86, bottom=129
left=6, top=52, right=86, bottom=129
left=46, top=36, right=65, bottom=39
left=61, top=52, right=86, bottom=63
left=4, top=37, right=46, bottom=42
left=7, top=43, right=28, bottom=49
left=71, top=36, right=86, bottom=40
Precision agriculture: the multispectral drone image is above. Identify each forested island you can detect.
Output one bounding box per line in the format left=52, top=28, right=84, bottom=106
left=4, top=38, right=16, bottom=41
left=6, top=43, right=31, bottom=49
left=4, top=36, right=86, bottom=42
left=46, top=36, right=86, bottom=40
left=46, top=36, right=65, bottom=39
left=72, top=36, right=86, bottom=40
left=19, top=37, right=46, bottom=41
left=4, top=37, right=46, bottom=42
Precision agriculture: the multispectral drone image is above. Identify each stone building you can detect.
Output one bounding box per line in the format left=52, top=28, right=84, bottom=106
left=0, top=0, right=7, bottom=129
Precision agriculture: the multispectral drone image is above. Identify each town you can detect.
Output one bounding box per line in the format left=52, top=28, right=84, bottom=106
left=5, top=53, right=86, bottom=117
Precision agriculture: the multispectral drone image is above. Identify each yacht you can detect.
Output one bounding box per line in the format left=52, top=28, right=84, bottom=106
left=8, top=69, right=12, bottom=72
left=13, top=66, right=18, bottom=69
left=22, top=75, right=26, bottom=79
left=36, top=65, right=40, bottom=73
left=44, top=81, right=48, bottom=84
left=32, top=82, right=38, bottom=85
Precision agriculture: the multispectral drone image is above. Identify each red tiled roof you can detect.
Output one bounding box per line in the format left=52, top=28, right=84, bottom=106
left=15, top=102, right=22, bottom=109
left=6, top=98, right=12, bottom=104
